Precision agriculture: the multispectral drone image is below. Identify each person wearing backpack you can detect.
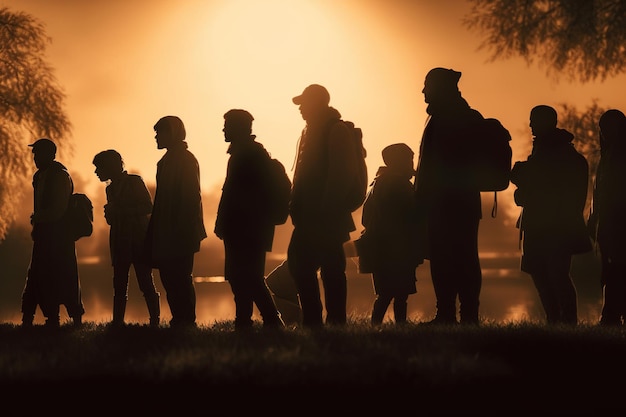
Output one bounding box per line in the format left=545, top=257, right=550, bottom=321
left=414, top=68, right=485, bottom=326
left=93, top=149, right=161, bottom=327
left=146, top=116, right=207, bottom=328
left=510, top=105, right=591, bottom=325
left=214, top=109, right=285, bottom=330
left=288, top=84, right=360, bottom=327
left=21, top=138, right=85, bottom=328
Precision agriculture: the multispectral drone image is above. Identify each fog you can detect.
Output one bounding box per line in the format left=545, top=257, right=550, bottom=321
left=0, top=190, right=602, bottom=326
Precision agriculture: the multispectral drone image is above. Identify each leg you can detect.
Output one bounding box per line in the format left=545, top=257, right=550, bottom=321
left=112, top=260, right=132, bottom=325
left=551, top=254, right=578, bottom=325
left=288, top=228, right=323, bottom=328
left=319, top=239, right=348, bottom=325
left=158, top=254, right=197, bottom=327
left=428, top=222, right=460, bottom=324
left=228, top=278, right=255, bottom=329
left=252, top=279, right=285, bottom=328
left=600, top=257, right=623, bottom=325
left=530, top=271, right=561, bottom=324
left=21, top=266, right=40, bottom=327
left=371, top=292, right=392, bottom=325
left=393, top=293, right=409, bottom=324
left=134, top=261, right=160, bottom=326
left=458, top=218, right=482, bottom=325
left=224, top=241, right=257, bottom=329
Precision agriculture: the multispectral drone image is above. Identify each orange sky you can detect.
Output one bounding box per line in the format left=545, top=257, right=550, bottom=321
left=4, top=0, right=622, bottom=325
left=6, top=0, right=626, bottom=225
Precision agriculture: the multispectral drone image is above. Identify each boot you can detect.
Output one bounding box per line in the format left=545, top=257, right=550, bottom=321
left=21, top=313, right=34, bottom=328
left=394, top=299, right=408, bottom=324
left=263, top=314, right=286, bottom=329
left=44, top=316, right=60, bottom=329
left=371, top=296, right=389, bottom=325
left=112, top=295, right=127, bottom=326
left=73, top=314, right=83, bottom=328
left=145, top=292, right=160, bottom=327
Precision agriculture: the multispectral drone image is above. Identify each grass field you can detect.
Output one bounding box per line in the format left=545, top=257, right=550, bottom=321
left=1, top=319, right=625, bottom=414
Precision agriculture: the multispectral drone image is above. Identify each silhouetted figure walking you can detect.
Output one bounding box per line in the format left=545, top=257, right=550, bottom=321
left=146, top=116, right=207, bottom=328
left=288, top=84, right=359, bottom=327
left=510, top=105, right=591, bottom=325
left=215, top=109, right=285, bottom=330
left=361, top=143, right=422, bottom=325
left=414, top=68, right=484, bottom=325
left=588, top=109, right=626, bottom=326
left=21, top=138, right=84, bottom=328
left=93, top=150, right=160, bottom=327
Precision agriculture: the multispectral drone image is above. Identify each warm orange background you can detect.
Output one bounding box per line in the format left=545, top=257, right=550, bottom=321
left=10, top=1, right=626, bottom=205
left=3, top=0, right=624, bottom=325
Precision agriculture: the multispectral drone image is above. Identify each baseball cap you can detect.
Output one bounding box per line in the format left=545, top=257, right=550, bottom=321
left=28, top=138, right=57, bottom=154
left=292, top=84, right=330, bottom=105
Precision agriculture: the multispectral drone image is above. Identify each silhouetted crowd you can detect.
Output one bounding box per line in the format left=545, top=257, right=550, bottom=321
left=19, top=68, right=626, bottom=330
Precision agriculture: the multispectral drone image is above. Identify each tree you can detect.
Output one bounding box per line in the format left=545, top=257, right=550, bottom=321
left=463, top=0, right=626, bottom=83
left=0, top=7, right=71, bottom=240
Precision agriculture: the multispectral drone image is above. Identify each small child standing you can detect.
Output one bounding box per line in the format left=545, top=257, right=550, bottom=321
left=359, top=143, right=423, bottom=325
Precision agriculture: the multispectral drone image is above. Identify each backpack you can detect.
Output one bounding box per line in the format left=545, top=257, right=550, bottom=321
left=265, top=156, right=292, bottom=225
left=470, top=117, right=512, bottom=217
left=333, top=120, right=368, bottom=212
left=65, top=193, right=94, bottom=240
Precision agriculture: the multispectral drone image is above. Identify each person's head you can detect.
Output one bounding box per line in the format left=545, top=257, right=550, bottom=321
left=223, top=109, right=254, bottom=143
left=529, top=105, right=558, bottom=137
left=154, top=115, right=186, bottom=149
left=93, top=149, right=124, bottom=182
left=598, top=109, right=626, bottom=151
left=28, top=138, right=56, bottom=169
left=422, top=67, right=462, bottom=104
left=382, top=143, right=415, bottom=174
left=292, top=84, right=330, bottom=122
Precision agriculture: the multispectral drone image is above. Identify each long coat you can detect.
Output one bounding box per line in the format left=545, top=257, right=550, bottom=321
left=361, top=165, right=420, bottom=294
left=27, top=160, right=83, bottom=314
left=147, top=142, right=207, bottom=266
left=215, top=139, right=275, bottom=252
left=413, top=96, right=484, bottom=259
left=510, top=128, right=591, bottom=273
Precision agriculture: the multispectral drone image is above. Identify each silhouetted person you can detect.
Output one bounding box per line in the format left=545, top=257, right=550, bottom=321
left=587, top=109, right=626, bottom=326
left=362, top=143, right=422, bottom=325
left=21, top=138, right=84, bottom=328
left=414, top=68, right=484, bottom=325
left=214, top=109, right=285, bottom=330
left=288, top=84, right=358, bottom=327
left=93, top=150, right=160, bottom=327
left=146, top=116, right=207, bottom=328
left=510, top=105, right=591, bottom=325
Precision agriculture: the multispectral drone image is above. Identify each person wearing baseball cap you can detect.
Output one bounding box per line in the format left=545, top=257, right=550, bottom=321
left=22, top=138, right=85, bottom=328
left=292, top=84, right=330, bottom=106
left=287, top=84, right=358, bottom=328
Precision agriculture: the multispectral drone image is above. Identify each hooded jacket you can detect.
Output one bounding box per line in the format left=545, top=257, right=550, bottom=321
left=510, top=127, right=591, bottom=261
left=290, top=106, right=356, bottom=241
